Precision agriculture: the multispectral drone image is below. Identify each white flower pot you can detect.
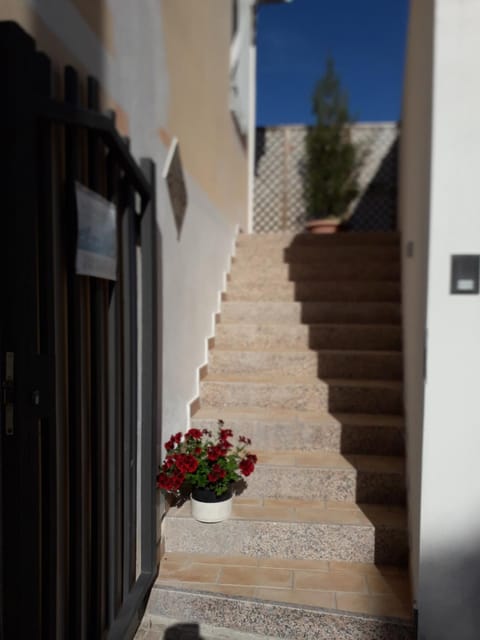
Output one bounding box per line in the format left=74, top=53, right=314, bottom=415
left=191, top=487, right=233, bottom=523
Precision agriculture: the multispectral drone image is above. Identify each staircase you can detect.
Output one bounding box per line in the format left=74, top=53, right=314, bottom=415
left=145, top=232, right=413, bottom=640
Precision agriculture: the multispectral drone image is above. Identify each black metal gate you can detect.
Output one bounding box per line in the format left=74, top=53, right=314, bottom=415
left=0, top=22, right=159, bottom=640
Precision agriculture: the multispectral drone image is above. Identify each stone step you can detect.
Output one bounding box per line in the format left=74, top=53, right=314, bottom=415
left=239, top=450, right=405, bottom=504
left=236, top=231, right=400, bottom=247
left=220, top=301, right=402, bottom=325
left=208, top=349, right=403, bottom=380
left=163, top=498, right=408, bottom=566
left=200, top=376, right=403, bottom=415
left=224, top=280, right=400, bottom=302
left=146, top=584, right=414, bottom=640
left=214, top=323, right=402, bottom=351
left=191, top=408, right=405, bottom=456
left=136, top=613, right=281, bottom=640
left=229, top=260, right=400, bottom=283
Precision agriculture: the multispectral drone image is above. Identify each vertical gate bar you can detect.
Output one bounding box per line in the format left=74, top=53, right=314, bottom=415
left=121, top=176, right=137, bottom=597
left=51, top=119, right=71, bottom=640
left=139, top=159, right=159, bottom=573
left=64, top=65, right=91, bottom=640
left=106, top=271, right=117, bottom=626
left=86, top=75, right=108, bottom=636
left=0, top=23, right=42, bottom=638
left=35, top=50, right=64, bottom=640
left=129, top=199, right=139, bottom=591
left=106, top=140, right=124, bottom=622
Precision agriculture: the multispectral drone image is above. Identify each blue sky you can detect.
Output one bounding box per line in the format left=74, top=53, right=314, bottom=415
left=256, top=0, right=409, bottom=126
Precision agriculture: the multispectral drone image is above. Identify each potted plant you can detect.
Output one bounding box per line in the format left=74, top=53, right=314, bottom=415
left=156, top=420, right=257, bottom=523
left=304, top=57, right=361, bottom=233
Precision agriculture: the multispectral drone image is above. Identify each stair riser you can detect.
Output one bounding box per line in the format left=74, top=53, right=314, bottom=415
left=200, top=381, right=402, bottom=414
left=330, top=385, right=403, bottom=414
left=147, top=588, right=414, bottom=640
left=220, top=301, right=402, bottom=325
left=164, top=518, right=407, bottom=565
left=191, top=416, right=405, bottom=456
left=230, top=262, right=400, bottom=283
left=209, top=351, right=402, bottom=380
left=215, top=324, right=402, bottom=351
left=225, top=281, right=400, bottom=302
left=242, top=466, right=405, bottom=505
left=236, top=232, right=400, bottom=247
left=235, top=246, right=400, bottom=263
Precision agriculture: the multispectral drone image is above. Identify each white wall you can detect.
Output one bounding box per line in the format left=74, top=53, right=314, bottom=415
left=104, top=1, right=239, bottom=446
left=230, top=0, right=255, bottom=135
left=402, top=1, right=480, bottom=638
left=398, top=0, right=434, bottom=603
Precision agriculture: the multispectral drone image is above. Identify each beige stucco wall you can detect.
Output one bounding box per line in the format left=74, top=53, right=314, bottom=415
left=0, top=0, right=249, bottom=470
left=0, top=0, right=248, bottom=229
left=160, top=0, right=249, bottom=230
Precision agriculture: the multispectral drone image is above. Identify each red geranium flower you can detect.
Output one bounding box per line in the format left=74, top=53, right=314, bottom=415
left=219, top=428, right=233, bottom=441
left=239, top=455, right=256, bottom=477
left=186, top=428, right=203, bottom=440
left=207, top=445, right=221, bottom=461
left=208, top=464, right=226, bottom=483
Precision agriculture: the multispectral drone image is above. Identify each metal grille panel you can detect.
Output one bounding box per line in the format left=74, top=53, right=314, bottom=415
left=254, top=123, right=399, bottom=233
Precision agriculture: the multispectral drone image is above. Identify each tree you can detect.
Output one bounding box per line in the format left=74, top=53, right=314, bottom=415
left=305, top=57, right=360, bottom=220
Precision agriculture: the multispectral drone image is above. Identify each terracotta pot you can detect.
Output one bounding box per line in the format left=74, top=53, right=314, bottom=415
left=305, top=218, right=341, bottom=234
left=191, top=486, right=233, bottom=523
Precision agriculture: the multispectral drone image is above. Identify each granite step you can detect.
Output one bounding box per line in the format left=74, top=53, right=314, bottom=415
left=214, top=323, right=402, bottom=351
left=163, top=498, right=408, bottom=565
left=200, top=375, right=403, bottom=414
left=239, top=450, right=405, bottom=505
left=236, top=231, right=400, bottom=247
left=136, top=613, right=281, bottom=640
left=229, top=260, right=400, bottom=283
left=208, top=349, right=403, bottom=380
left=191, top=408, right=405, bottom=456
left=224, top=280, right=400, bottom=302
left=219, top=301, right=402, bottom=325
left=146, top=585, right=413, bottom=640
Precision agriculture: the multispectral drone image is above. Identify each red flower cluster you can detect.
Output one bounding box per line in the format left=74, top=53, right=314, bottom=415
left=207, top=441, right=231, bottom=462
left=157, top=470, right=184, bottom=491
left=208, top=464, right=227, bottom=483
left=156, top=421, right=257, bottom=496
left=175, top=454, right=199, bottom=474
left=165, top=431, right=182, bottom=451
left=239, top=453, right=257, bottom=477
left=186, top=428, right=203, bottom=440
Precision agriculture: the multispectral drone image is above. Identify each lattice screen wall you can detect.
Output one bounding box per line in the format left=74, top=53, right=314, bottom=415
left=254, top=123, right=399, bottom=233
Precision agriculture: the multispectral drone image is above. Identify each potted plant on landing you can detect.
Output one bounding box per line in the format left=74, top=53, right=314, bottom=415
left=156, top=420, right=257, bottom=523
left=304, top=57, right=361, bottom=233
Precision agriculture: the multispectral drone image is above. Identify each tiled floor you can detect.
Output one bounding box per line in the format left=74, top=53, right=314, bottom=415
left=156, top=550, right=412, bottom=620
left=254, top=449, right=405, bottom=473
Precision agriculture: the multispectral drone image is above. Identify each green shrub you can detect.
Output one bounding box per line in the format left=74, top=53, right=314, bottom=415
left=305, top=58, right=361, bottom=220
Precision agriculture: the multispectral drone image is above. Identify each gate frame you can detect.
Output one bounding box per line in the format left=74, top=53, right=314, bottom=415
left=0, top=21, right=159, bottom=640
